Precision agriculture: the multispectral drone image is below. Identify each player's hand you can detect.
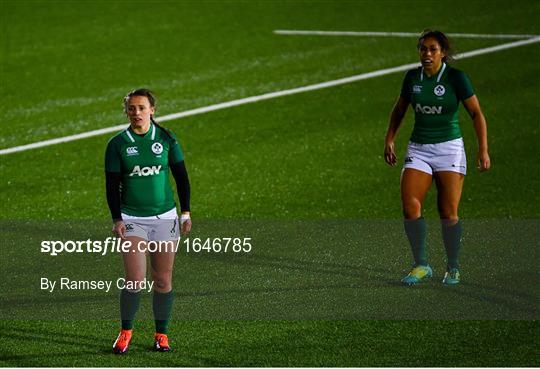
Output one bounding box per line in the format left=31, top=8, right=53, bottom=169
left=112, top=220, right=126, bottom=239
left=477, top=150, right=491, bottom=172
left=384, top=141, right=397, bottom=166
left=180, top=212, right=192, bottom=235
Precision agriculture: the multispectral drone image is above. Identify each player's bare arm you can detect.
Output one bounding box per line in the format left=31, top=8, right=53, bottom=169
left=384, top=96, right=409, bottom=166
left=463, top=95, right=491, bottom=171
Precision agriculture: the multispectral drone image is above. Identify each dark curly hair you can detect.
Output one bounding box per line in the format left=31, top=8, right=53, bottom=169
left=417, top=29, right=454, bottom=62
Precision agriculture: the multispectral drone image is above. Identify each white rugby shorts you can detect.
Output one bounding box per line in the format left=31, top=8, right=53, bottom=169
left=403, top=138, right=467, bottom=175
left=122, top=207, right=180, bottom=242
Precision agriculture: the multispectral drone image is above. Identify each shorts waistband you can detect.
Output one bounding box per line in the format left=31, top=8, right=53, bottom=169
left=409, top=137, right=464, bottom=146
left=122, top=207, right=177, bottom=220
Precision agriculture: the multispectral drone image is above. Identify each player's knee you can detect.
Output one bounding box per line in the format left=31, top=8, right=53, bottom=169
left=402, top=198, right=422, bottom=219
left=438, top=205, right=459, bottom=221
left=439, top=213, right=459, bottom=224
left=153, top=275, right=172, bottom=291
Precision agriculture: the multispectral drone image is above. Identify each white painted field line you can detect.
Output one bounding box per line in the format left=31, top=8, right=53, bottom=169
left=0, top=125, right=129, bottom=155
left=274, top=30, right=540, bottom=39
left=2, top=36, right=540, bottom=156
left=453, top=35, right=540, bottom=58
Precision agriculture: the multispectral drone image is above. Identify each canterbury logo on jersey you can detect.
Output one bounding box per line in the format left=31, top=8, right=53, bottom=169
left=129, top=165, right=162, bottom=176
left=126, top=147, right=138, bottom=156
left=415, top=103, right=442, bottom=115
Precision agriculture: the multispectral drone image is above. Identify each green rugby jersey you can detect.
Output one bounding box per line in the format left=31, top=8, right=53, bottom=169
left=105, top=123, right=184, bottom=217
left=400, top=63, right=474, bottom=144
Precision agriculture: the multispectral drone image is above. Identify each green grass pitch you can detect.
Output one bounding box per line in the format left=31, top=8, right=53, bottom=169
left=1, top=0, right=539, bottom=366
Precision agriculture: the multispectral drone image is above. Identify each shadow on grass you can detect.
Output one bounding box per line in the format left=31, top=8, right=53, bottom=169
left=0, top=324, right=227, bottom=366
left=186, top=251, right=399, bottom=282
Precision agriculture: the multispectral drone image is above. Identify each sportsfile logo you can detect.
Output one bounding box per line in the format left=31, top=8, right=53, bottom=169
left=415, top=103, right=442, bottom=115
left=40, top=237, right=180, bottom=256
left=129, top=165, right=162, bottom=176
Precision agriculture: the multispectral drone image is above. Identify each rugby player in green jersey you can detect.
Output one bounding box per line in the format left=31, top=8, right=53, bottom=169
left=384, top=30, right=490, bottom=286
left=105, top=89, right=191, bottom=353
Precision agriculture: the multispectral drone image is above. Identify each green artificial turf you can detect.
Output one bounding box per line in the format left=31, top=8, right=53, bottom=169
left=1, top=320, right=538, bottom=367
left=1, top=0, right=539, bottom=366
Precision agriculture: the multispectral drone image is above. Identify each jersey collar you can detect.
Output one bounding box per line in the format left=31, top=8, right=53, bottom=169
left=420, top=62, right=446, bottom=83
left=125, top=123, right=156, bottom=143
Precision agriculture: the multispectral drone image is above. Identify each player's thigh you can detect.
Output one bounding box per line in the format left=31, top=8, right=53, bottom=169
left=401, top=168, right=433, bottom=204
left=149, top=246, right=176, bottom=292
left=433, top=171, right=464, bottom=216
left=149, top=240, right=177, bottom=275
left=122, top=236, right=147, bottom=280
left=148, top=218, right=179, bottom=276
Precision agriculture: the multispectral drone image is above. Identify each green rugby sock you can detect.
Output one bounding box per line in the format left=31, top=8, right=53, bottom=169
left=153, top=290, right=174, bottom=334
left=120, top=288, right=141, bottom=330
left=442, top=219, right=462, bottom=270
left=404, top=217, right=428, bottom=266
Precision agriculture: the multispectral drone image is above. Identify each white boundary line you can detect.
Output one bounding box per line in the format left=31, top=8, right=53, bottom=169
left=2, top=36, right=540, bottom=155
left=273, top=30, right=540, bottom=39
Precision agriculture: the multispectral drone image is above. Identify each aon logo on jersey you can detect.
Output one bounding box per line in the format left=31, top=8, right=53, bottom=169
left=130, top=165, right=162, bottom=177
left=415, top=103, right=442, bottom=115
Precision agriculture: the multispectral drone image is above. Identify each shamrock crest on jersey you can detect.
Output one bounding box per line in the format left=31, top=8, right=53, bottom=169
left=434, top=85, right=446, bottom=96
left=152, top=142, right=163, bottom=155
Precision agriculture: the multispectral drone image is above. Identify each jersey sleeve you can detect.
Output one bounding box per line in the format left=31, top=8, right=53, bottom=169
left=167, top=131, right=185, bottom=164
left=105, top=138, right=121, bottom=173
left=451, top=69, right=475, bottom=101
left=399, top=70, right=414, bottom=102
